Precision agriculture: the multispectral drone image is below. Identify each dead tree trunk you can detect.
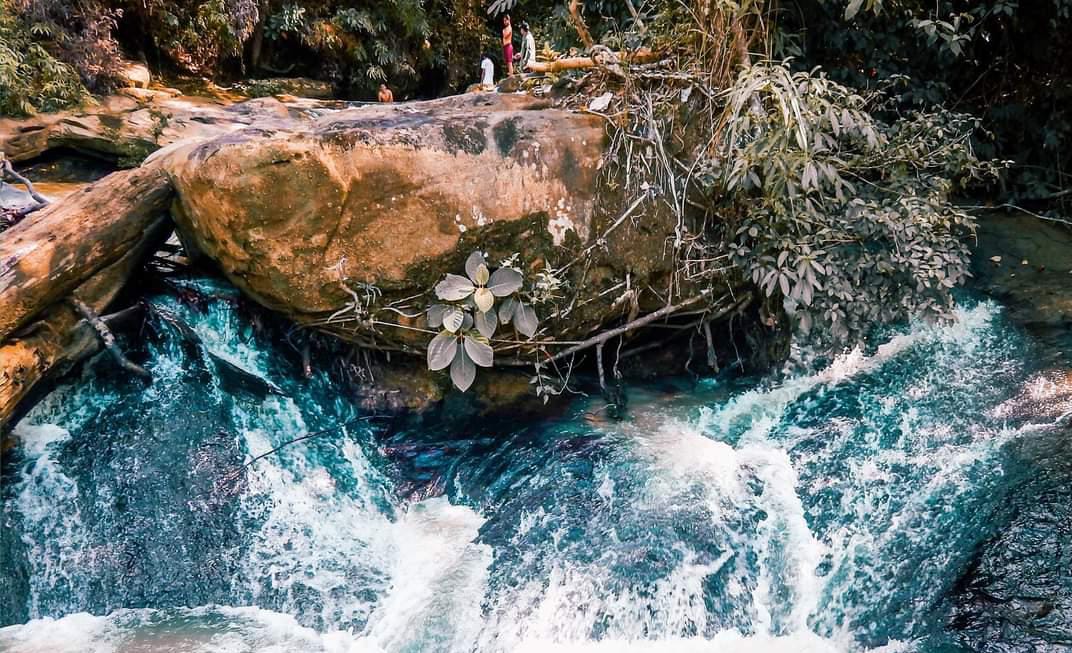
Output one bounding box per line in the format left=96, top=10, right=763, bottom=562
left=0, top=163, right=172, bottom=342
left=0, top=219, right=167, bottom=430
left=569, top=0, right=595, bottom=50
left=526, top=49, right=660, bottom=74
left=0, top=164, right=173, bottom=430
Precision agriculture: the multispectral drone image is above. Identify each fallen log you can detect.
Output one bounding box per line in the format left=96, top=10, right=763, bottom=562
left=0, top=163, right=173, bottom=342
left=0, top=216, right=168, bottom=430
left=526, top=48, right=660, bottom=74
left=1, top=157, right=49, bottom=208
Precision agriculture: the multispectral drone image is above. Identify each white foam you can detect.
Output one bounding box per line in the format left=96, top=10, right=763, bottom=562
left=230, top=397, right=396, bottom=631
left=0, top=612, right=116, bottom=653
left=9, top=423, right=90, bottom=618
left=363, top=498, right=491, bottom=652
left=514, top=630, right=845, bottom=653
left=700, top=302, right=1001, bottom=444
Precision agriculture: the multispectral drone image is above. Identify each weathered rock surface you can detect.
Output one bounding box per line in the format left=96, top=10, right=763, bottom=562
left=971, top=210, right=1072, bottom=357
left=164, top=93, right=626, bottom=349
left=0, top=93, right=341, bottom=164
left=118, top=61, right=152, bottom=89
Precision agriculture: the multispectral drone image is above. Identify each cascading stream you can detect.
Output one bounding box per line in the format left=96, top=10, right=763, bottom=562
left=1, top=280, right=1070, bottom=653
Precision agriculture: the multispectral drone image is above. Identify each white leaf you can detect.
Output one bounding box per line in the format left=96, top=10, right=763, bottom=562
left=426, top=304, right=448, bottom=328
left=514, top=301, right=538, bottom=338
left=487, top=267, right=523, bottom=297
left=450, top=348, right=476, bottom=391
left=464, top=334, right=494, bottom=367
left=427, top=333, right=458, bottom=371
left=498, top=297, right=517, bottom=324
left=588, top=92, right=613, bottom=112
left=443, top=306, right=465, bottom=333
left=474, top=264, right=490, bottom=285
left=474, top=287, right=495, bottom=313
left=475, top=306, right=498, bottom=338
left=435, top=274, right=475, bottom=301
left=465, top=251, right=486, bottom=282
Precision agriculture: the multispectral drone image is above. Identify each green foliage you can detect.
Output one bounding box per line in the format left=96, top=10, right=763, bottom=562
left=265, top=3, right=307, bottom=39
left=261, top=0, right=435, bottom=96
left=140, top=0, right=259, bottom=73
left=426, top=251, right=538, bottom=392
left=0, top=10, right=86, bottom=115
left=787, top=0, right=1072, bottom=205
left=716, top=65, right=995, bottom=342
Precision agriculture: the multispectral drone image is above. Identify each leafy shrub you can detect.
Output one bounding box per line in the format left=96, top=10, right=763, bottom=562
left=426, top=251, right=539, bottom=391
left=716, top=64, right=997, bottom=343
left=7, top=0, right=125, bottom=93
left=0, top=11, right=86, bottom=115
left=138, top=0, right=260, bottom=74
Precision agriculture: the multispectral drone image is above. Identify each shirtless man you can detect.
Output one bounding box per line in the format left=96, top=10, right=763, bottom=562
left=377, top=83, right=394, bottom=103
left=502, top=15, right=514, bottom=76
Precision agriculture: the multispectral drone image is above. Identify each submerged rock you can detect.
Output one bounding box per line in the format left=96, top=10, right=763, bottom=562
left=971, top=210, right=1072, bottom=358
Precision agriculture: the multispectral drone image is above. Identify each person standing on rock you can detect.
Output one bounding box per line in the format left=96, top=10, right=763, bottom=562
left=502, top=15, right=515, bottom=76
left=480, top=53, right=495, bottom=91
left=518, top=21, right=537, bottom=72
left=378, top=83, right=394, bottom=103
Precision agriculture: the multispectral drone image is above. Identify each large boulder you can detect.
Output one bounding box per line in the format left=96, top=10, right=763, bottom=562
left=164, top=93, right=644, bottom=350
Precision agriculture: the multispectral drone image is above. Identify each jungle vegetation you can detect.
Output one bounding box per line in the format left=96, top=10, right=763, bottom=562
left=1, top=0, right=1068, bottom=371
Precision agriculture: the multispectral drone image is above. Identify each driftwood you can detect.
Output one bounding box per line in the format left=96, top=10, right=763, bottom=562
left=0, top=161, right=173, bottom=430
left=527, top=48, right=660, bottom=74
left=69, top=297, right=152, bottom=381
left=1, top=157, right=50, bottom=220
left=0, top=163, right=172, bottom=342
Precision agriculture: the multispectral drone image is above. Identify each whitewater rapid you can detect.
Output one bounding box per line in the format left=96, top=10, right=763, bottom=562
left=2, top=290, right=1069, bottom=652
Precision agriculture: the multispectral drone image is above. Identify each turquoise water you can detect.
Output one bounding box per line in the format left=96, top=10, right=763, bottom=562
left=1, top=280, right=1071, bottom=652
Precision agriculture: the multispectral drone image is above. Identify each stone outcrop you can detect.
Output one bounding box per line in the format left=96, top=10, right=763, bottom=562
left=163, top=93, right=642, bottom=350
left=0, top=91, right=731, bottom=428
left=0, top=93, right=340, bottom=164
left=118, top=61, right=152, bottom=89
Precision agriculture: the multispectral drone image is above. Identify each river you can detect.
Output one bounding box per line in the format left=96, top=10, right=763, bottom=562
left=1, top=277, right=1070, bottom=652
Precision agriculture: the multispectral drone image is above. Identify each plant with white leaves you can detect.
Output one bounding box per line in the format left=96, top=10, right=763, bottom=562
left=426, top=251, right=541, bottom=391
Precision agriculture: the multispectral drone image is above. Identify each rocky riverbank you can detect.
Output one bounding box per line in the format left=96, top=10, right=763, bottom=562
left=971, top=210, right=1072, bottom=360
left=0, top=90, right=756, bottom=429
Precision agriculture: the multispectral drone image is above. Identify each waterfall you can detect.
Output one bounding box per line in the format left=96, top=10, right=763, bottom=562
left=2, top=283, right=1070, bottom=652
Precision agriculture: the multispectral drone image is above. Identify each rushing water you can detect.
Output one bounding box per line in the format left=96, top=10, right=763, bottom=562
left=1, top=279, right=1071, bottom=653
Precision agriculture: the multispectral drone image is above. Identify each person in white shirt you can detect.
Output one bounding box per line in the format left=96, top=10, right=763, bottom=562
left=518, top=22, right=537, bottom=71
left=480, top=54, right=495, bottom=90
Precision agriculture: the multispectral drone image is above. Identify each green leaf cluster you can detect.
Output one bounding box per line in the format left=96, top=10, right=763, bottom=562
left=716, top=64, right=992, bottom=343
left=0, top=10, right=86, bottom=116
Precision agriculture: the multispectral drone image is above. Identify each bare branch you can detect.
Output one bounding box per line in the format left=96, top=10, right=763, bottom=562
left=70, top=297, right=152, bottom=381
